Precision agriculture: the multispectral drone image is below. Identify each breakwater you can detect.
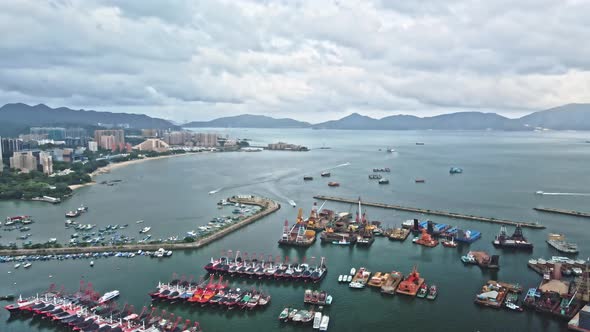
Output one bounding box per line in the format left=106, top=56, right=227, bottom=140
left=314, top=195, right=545, bottom=229
left=0, top=195, right=280, bottom=257
left=533, top=207, right=590, bottom=218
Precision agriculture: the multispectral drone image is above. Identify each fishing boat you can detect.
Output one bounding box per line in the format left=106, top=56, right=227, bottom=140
left=319, top=315, right=330, bottom=331
left=327, top=182, right=339, bottom=187
left=139, top=226, right=152, bottom=234
left=14, top=263, right=20, bottom=269
left=426, top=285, right=438, bottom=300
left=417, top=283, right=428, bottom=298
left=492, top=225, right=533, bottom=250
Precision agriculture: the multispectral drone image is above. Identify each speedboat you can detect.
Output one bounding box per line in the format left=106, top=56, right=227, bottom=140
left=139, top=226, right=151, bottom=234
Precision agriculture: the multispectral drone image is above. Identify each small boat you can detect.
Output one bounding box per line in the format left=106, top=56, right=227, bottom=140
left=136, top=220, right=144, bottom=224
left=320, top=172, right=331, bottom=177
left=278, top=308, right=289, bottom=321
left=416, top=142, right=425, bottom=145
left=288, top=308, right=298, bottom=321
left=139, top=226, right=151, bottom=234
left=338, top=275, right=343, bottom=282
left=417, top=283, right=428, bottom=298
left=332, top=236, right=350, bottom=245
left=288, top=200, right=297, bottom=207
left=313, top=312, right=322, bottom=329
left=461, top=253, right=476, bottom=264
left=386, top=148, right=395, bottom=153
left=505, top=301, right=523, bottom=312
left=378, top=178, right=389, bottom=184
left=415, top=179, right=425, bottom=183
left=350, top=268, right=356, bottom=275
left=347, top=275, right=352, bottom=282
left=23, top=262, right=32, bottom=269
left=303, top=176, right=314, bottom=181
left=426, top=285, right=437, bottom=300
left=449, top=167, right=463, bottom=174
left=90, top=261, right=94, bottom=267
left=319, top=315, right=330, bottom=331
left=327, top=182, right=339, bottom=187
left=441, top=237, right=458, bottom=248
left=14, top=263, right=20, bottom=269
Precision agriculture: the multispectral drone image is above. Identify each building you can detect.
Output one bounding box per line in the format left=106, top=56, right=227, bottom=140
left=1, top=138, right=23, bottom=157
left=133, top=138, right=170, bottom=152
left=267, top=142, right=308, bottom=151
left=30, top=127, right=66, bottom=140
left=196, top=133, right=219, bottom=147
left=164, top=131, right=192, bottom=145
left=9, top=151, right=37, bottom=173
left=39, top=151, right=53, bottom=175
left=141, top=129, right=163, bottom=138
left=94, top=130, right=125, bottom=150
left=88, top=141, right=98, bottom=152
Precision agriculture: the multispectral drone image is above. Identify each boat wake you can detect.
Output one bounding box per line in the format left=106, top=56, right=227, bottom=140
left=208, top=187, right=223, bottom=195
left=536, top=191, right=590, bottom=197
left=327, top=162, right=351, bottom=169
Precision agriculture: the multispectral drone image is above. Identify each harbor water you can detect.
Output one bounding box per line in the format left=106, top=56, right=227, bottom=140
left=1, top=129, right=590, bottom=332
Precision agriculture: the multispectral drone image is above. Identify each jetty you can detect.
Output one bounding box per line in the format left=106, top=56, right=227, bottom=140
left=533, top=207, right=590, bottom=219
left=0, top=195, right=280, bottom=257
left=313, top=195, right=545, bottom=229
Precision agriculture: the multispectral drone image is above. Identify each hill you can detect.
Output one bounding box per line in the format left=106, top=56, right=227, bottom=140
left=518, top=103, right=590, bottom=130
left=183, top=114, right=310, bottom=128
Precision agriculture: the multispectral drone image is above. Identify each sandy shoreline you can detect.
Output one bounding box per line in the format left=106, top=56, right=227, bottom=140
left=68, top=153, right=193, bottom=190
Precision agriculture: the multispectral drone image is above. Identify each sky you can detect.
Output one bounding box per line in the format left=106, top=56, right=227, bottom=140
left=0, top=0, right=589, bottom=123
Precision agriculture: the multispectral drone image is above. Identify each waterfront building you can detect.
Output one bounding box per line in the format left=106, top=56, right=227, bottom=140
left=1, top=137, right=23, bottom=157
left=267, top=141, right=308, bottom=151
left=30, top=127, right=66, bottom=140
left=9, top=151, right=37, bottom=173
left=133, top=138, right=170, bottom=152
left=39, top=151, right=53, bottom=175
left=164, top=131, right=192, bottom=145
left=88, top=141, right=98, bottom=152
left=196, top=133, right=219, bottom=147
left=94, top=129, right=125, bottom=149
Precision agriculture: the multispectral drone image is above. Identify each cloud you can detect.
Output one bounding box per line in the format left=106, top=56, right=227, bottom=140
left=0, top=0, right=588, bottom=122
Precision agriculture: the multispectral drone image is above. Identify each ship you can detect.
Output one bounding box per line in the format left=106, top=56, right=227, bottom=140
left=355, top=198, right=375, bottom=247
left=277, top=209, right=316, bottom=247
left=327, top=182, right=339, bottom=187
left=388, top=227, right=410, bottom=241
left=492, top=225, right=534, bottom=250
left=426, top=285, right=438, bottom=300
left=320, top=172, right=331, bottom=177
left=546, top=233, right=579, bottom=254
left=412, top=229, right=438, bottom=247
left=349, top=267, right=371, bottom=289
left=442, top=227, right=481, bottom=243
left=441, top=237, right=458, bottom=248
left=98, top=290, right=119, bottom=304
left=140, top=226, right=152, bottom=234
left=303, top=176, right=314, bottom=181
left=449, top=167, right=463, bottom=174
left=415, top=179, right=425, bottom=183
left=288, top=200, right=297, bottom=207
left=378, top=178, right=389, bottom=184
left=380, top=271, right=404, bottom=295
left=65, top=210, right=80, bottom=218
left=396, top=266, right=425, bottom=296
left=367, top=272, right=388, bottom=288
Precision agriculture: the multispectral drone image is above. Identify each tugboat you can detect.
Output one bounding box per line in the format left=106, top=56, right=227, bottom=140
left=492, top=225, right=533, bottom=250
left=426, top=285, right=438, bottom=300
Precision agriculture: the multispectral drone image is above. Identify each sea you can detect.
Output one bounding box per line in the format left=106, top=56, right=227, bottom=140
left=1, top=129, right=590, bottom=332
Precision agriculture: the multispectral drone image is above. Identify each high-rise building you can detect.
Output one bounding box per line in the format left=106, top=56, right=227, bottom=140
left=39, top=151, right=53, bottom=175
left=141, top=129, right=163, bottom=138
left=164, top=131, right=191, bottom=145
left=9, top=151, right=37, bottom=173
left=30, top=127, right=66, bottom=140
left=94, top=130, right=125, bottom=150
left=88, top=141, right=98, bottom=152
left=133, top=138, right=170, bottom=152
left=1, top=138, right=23, bottom=157
left=196, top=133, right=219, bottom=147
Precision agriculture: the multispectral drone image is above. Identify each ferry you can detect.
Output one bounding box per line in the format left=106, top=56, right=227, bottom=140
left=98, top=290, right=119, bottom=304
left=332, top=237, right=351, bottom=245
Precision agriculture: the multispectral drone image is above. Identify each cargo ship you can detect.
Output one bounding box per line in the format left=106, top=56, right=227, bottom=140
left=546, top=233, right=579, bottom=254
left=349, top=267, right=371, bottom=289
left=396, top=266, right=424, bottom=296
left=412, top=229, right=439, bottom=247
left=493, top=225, right=533, bottom=250
left=388, top=227, right=410, bottom=241
left=278, top=209, right=316, bottom=247
left=380, top=271, right=404, bottom=295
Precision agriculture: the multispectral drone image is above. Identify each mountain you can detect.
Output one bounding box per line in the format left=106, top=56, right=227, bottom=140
left=183, top=114, right=310, bottom=128
left=518, top=103, right=590, bottom=130
left=313, top=113, right=380, bottom=129
left=0, top=103, right=178, bottom=136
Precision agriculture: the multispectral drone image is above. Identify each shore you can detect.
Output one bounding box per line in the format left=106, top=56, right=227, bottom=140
left=69, top=153, right=194, bottom=190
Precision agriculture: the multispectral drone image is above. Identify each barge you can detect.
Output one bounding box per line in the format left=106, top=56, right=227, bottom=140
left=388, top=227, right=410, bottom=241
left=278, top=209, right=316, bottom=247
left=396, top=267, right=424, bottom=296
left=380, top=271, right=404, bottom=295
left=475, top=280, right=522, bottom=309
left=493, top=225, right=533, bottom=250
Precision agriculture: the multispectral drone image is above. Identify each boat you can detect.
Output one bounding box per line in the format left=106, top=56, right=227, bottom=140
left=388, top=227, right=410, bottom=241
left=396, top=266, right=424, bottom=296
left=327, top=182, right=339, bottom=187
left=505, top=301, right=523, bottom=312
left=417, top=283, right=428, bottom=298
left=426, top=285, right=437, bottom=300
left=288, top=200, right=297, bottom=207
left=367, top=272, right=388, bottom=288
left=449, top=167, right=463, bottom=174
left=303, top=176, right=314, bottom=181
left=380, top=271, right=404, bottom=295
left=461, top=253, right=477, bottom=264
left=288, top=308, right=298, bottom=320
left=412, top=229, right=438, bottom=247
left=535, top=191, right=544, bottom=195
left=139, top=226, right=151, bottom=234
left=492, top=225, right=533, bottom=250
left=349, top=267, right=371, bottom=289
left=546, top=233, right=579, bottom=254
left=98, top=290, right=119, bottom=304
left=415, top=179, right=425, bottom=183
left=386, top=147, right=395, bottom=153
left=441, top=237, right=458, bottom=248
left=278, top=307, right=289, bottom=321
left=320, top=172, right=331, bottom=177
left=319, top=315, right=330, bottom=331
left=23, top=262, right=32, bottom=268
left=338, top=275, right=343, bottom=282
left=332, top=236, right=351, bottom=245
left=278, top=209, right=317, bottom=247
left=14, top=263, right=20, bottom=269
left=90, top=260, right=94, bottom=267
left=136, top=220, right=144, bottom=224
left=378, top=178, right=389, bottom=184
left=350, top=268, right=356, bottom=275
left=416, top=142, right=425, bottom=145
left=313, top=312, right=322, bottom=329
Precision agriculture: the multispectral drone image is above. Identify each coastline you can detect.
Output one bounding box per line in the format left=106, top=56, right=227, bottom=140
left=68, top=153, right=194, bottom=190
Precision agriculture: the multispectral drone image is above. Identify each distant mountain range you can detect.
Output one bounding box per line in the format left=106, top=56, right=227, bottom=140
left=183, top=103, right=590, bottom=131
left=183, top=114, right=311, bottom=128
left=0, top=103, right=177, bottom=136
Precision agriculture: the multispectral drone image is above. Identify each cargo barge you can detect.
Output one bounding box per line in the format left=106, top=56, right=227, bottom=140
left=380, top=271, right=404, bottom=295
left=464, top=251, right=500, bottom=269
left=523, top=269, right=583, bottom=320
left=493, top=225, right=534, bottom=250
left=527, top=257, right=586, bottom=276
left=396, top=267, right=425, bottom=296
left=388, top=227, right=410, bottom=241
left=474, top=280, right=522, bottom=309
left=277, top=208, right=316, bottom=247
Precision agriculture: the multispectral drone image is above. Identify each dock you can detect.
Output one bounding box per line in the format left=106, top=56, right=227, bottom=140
left=534, top=207, right=590, bottom=219
left=0, top=195, right=280, bottom=257
left=314, top=195, right=545, bottom=229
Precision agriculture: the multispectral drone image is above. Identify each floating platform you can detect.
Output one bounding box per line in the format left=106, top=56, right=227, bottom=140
left=475, top=280, right=522, bottom=309
left=314, top=195, right=544, bottom=229
left=442, top=227, right=481, bottom=243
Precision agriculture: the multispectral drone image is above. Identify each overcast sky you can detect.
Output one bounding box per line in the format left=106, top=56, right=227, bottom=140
left=1, top=0, right=589, bottom=122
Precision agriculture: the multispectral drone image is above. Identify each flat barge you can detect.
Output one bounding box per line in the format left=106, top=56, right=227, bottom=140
left=380, top=271, right=404, bottom=295
left=314, top=195, right=545, bottom=229
left=475, top=280, right=522, bottom=309
left=527, top=257, right=587, bottom=276
left=388, top=228, right=410, bottom=241
left=534, top=207, right=590, bottom=219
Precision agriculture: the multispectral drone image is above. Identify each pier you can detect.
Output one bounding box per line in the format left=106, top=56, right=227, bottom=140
left=533, top=207, right=590, bottom=218
left=313, top=195, right=545, bottom=229
left=0, top=195, right=280, bottom=257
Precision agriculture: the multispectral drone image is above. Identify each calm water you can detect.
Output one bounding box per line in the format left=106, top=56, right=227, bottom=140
left=1, top=129, right=590, bottom=332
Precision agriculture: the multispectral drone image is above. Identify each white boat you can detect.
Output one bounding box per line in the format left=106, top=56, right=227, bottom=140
left=332, top=237, right=351, bottom=245
left=139, top=226, right=151, bottom=234
left=23, top=262, right=32, bottom=268
left=535, top=191, right=544, bottom=195
left=313, top=312, right=322, bottom=329
left=338, top=275, right=343, bottom=282
left=14, top=263, right=21, bottom=269
left=90, top=261, right=94, bottom=267
left=319, top=315, right=330, bottom=331
left=48, top=238, right=57, bottom=243
left=288, top=200, right=297, bottom=207
left=135, top=220, right=144, bottom=224
left=325, top=295, right=333, bottom=305
left=98, top=290, right=120, bottom=304
left=349, top=281, right=365, bottom=289
left=386, top=148, right=395, bottom=153
left=350, top=268, right=356, bottom=275
left=347, top=275, right=352, bottom=282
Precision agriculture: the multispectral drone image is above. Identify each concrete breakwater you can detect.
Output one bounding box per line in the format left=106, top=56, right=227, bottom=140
left=0, top=195, right=280, bottom=257
left=314, top=195, right=545, bottom=229
left=533, top=207, right=590, bottom=218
